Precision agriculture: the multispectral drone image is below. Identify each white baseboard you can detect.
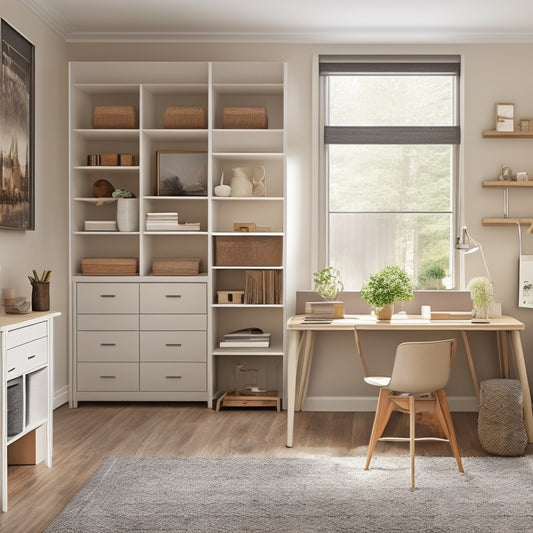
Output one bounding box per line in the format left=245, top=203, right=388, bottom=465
left=53, top=385, right=69, bottom=409
left=301, top=395, right=479, bottom=412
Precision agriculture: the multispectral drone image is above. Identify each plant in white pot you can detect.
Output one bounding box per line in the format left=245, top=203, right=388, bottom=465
left=361, top=265, right=414, bottom=320
left=313, top=266, right=344, bottom=301
left=467, top=276, right=494, bottom=320
left=112, top=189, right=138, bottom=232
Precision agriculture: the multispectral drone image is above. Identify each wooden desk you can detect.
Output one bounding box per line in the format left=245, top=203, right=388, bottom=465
left=0, top=311, right=60, bottom=512
left=286, top=314, right=533, bottom=447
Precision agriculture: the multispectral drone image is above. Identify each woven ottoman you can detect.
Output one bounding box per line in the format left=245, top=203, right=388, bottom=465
left=478, top=379, right=527, bottom=456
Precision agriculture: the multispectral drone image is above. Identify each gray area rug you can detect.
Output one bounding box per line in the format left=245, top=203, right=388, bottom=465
left=46, top=456, right=533, bottom=532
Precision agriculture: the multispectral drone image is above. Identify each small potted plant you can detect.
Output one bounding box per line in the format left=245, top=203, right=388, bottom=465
left=313, top=266, right=344, bottom=301
left=467, top=276, right=494, bottom=320
left=419, top=265, right=446, bottom=290
left=112, top=189, right=138, bottom=232
left=361, top=265, right=414, bottom=320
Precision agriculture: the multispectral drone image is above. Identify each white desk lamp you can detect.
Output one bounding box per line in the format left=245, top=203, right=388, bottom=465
left=456, top=226, right=492, bottom=281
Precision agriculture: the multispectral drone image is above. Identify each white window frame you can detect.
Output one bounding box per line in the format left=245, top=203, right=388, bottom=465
left=313, top=54, right=465, bottom=289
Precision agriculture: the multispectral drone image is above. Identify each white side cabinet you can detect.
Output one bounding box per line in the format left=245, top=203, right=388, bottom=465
left=1, top=311, right=60, bottom=512
left=69, top=61, right=286, bottom=407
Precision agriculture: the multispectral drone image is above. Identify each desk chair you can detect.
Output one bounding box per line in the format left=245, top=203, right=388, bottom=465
left=364, top=338, right=464, bottom=490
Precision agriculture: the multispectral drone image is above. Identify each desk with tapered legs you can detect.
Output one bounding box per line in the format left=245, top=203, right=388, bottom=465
left=286, top=315, right=533, bottom=447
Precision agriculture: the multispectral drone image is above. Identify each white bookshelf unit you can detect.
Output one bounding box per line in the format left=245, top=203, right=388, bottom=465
left=68, top=61, right=287, bottom=408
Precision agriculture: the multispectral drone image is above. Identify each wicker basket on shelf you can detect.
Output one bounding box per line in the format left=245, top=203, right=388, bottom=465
left=222, top=107, right=268, bottom=129
left=92, top=106, right=137, bottom=129
left=164, top=107, right=207, bottom=129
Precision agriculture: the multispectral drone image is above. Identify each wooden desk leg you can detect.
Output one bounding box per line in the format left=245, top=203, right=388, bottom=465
left=353, top=328, right=369, bottom=377
left=460, top=331, right=480, bottom=402
left=296, top=331, right=314, bottom=411
left=286, top=330, right=301, bottom=448
left=510, top=330, right=533, bottom=443
left=497, top=331, right=509, bottom=379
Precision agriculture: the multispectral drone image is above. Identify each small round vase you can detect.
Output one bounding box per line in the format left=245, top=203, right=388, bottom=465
left=374, top=303, right=393, bottom=320
left=116, top=198, right=139, bottom=232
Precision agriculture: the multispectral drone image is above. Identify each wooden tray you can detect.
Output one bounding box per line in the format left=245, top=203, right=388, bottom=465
left=216, top=389, right=280, bottom=411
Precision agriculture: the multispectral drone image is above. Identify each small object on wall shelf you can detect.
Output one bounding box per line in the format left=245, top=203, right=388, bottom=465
left=496, top=103, right=515, bottom=132
left=217, top=290, right=245, bottom=304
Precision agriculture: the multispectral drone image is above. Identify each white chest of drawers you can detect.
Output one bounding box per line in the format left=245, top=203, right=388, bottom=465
left=1, top=311, right=60, bottom=512
left=72, top=281, right=208, bottom=406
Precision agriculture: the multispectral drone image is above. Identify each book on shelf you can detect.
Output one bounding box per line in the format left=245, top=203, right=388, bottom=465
left=244, top=270, right=282, bottom=304
left=146, top=212, right=179, bottom=219
left=220, top=327, right=271, bottom=347
left=219, top=340, right=270, bottom=348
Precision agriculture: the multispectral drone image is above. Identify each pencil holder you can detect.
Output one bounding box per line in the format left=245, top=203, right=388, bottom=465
left=32, top=282, right=50, bottom=311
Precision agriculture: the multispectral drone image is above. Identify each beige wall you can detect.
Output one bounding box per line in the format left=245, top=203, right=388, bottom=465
left=4, top=0, right=533, bottom=407
left=2, top=0, right=69, bottom=406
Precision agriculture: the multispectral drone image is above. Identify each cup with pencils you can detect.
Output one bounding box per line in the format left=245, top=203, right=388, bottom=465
left=29, top=270, right=51, bottom=311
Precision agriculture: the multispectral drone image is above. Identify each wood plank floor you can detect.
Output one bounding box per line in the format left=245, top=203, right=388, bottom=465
left=1, top=402, right=531, bottom=532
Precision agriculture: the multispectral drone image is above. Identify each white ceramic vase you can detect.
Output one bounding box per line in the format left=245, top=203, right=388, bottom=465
left=116, top=198, right=139, bottom=232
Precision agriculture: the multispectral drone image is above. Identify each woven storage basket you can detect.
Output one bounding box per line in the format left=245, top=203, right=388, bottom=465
left=81, top=258, right=138, bottom=276
left=152, top=258, right=200, bottom=276
left=478, top=379, right=527, bottom=456
left=222, top=107, right=268, bottom=129
left=215, top=236, right=282, bottom=266
left=100, top=153, right=119, bottom=166
left=164, top=107, right=207, bottom=129
left=93, top=106, right=137, bottom=129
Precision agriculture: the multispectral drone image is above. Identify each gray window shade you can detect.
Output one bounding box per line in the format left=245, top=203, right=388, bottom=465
left=324, top=126, right=461, bottom=145
left=320, top=62, right=460, bottom=76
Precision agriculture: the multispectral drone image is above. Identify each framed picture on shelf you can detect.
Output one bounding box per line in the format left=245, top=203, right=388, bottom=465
left=0, top=20, right=35, bottom=230
left=496, top=103, right=514, bottom=132
left=156, top=150, right=208, bottom=196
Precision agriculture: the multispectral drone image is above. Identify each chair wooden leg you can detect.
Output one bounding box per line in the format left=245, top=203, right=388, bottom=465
left=365, top=388, right=394, bottom=470
left=435, top=389, right=464, bottom=473
left=409, top=394, right=415, bottom=491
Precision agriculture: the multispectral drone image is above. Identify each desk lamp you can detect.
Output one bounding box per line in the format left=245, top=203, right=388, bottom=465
left=456, top=226, right=492, bottom=281
left=456, top=226, right=495, bottom=321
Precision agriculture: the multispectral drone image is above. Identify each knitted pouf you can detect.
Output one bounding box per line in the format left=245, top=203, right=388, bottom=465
left=478, top=379, right=527, bottom=456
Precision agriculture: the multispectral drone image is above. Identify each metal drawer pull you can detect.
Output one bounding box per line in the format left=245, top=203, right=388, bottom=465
left=165, top=294, right=182, bottom=298
left=28, top=354, right=36, bottom=359
left=100, top=343, right=116, bottom=346
left=100, top=294, right=116, bottom=298
left=8, top=367, right=16, bottom=373
left=100, top=375, right=116, bottom=379
left=165, top=343, right=182, bottom=347
left=165, top=375, right=183, bottom=379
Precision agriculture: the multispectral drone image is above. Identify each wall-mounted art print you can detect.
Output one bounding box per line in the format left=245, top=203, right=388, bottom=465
left=156, top=150, right=208, bottom=196
left=0, top=20, right=35, bottom=230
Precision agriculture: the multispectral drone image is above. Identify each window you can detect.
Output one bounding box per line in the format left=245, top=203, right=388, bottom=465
left=320, top=56, right=461, bottom=290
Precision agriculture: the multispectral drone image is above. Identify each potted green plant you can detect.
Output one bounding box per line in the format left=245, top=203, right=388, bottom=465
left=467, top=276, right=494, bottom=320
left=313, top=266, right=344, bottom=301
left=361, top=265, right=414, bottom=319
left=112, top=189, right=138, bottom=232
left=419, top=265, right=446, bottom=290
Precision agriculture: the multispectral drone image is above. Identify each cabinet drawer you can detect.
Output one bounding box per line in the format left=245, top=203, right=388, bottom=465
left=77, top=314, right=139, bottom=331
left=6, top=321, right=47, bottom=349
left=140, top=283, right=206, bottom=314
left=77, top=363, right=139, bottom=391
left=140, top=363, right=206, bottom=391
left=140, top=331, right=206, bottom=362
left=77, top=283, right=139, bottom=314
left=7, top=336, right=48, bottom=378
left=140, top=314, right=206, bottom=331
left=77, top=331, right=139, bottom=362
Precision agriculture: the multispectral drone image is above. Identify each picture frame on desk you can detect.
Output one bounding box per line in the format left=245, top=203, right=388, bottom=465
left=156, top=150, right=207, bottom=196
left=0, top=20, right=35, bottom=230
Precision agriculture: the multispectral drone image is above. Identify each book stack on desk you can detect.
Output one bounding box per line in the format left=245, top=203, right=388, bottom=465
left=219, top=327, right=271, bottom=348
left=304, top=301, right=345, bottom=323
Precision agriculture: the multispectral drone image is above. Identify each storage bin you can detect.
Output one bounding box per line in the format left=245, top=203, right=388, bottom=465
left=92, top=105, right=137, bottom=129
left=7, top=377, right=23, bottom=437
left=222, top=107, right=268, bottom=129
left=215, top=236, right=282, bottom=266
left=164, top=107, right=207, bottom=129
left=81, top=258, right=138, bottom=276
left=152, top=258, right=200, bottom=276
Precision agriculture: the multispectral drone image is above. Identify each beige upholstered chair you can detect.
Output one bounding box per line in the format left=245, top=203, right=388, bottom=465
left=364, top=338, right=464, bottom=490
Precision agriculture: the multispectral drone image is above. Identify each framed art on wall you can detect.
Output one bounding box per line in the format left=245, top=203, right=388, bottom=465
left=156, top=150, right=207, bottom=196
left=0, top=20, right=35, bottom=230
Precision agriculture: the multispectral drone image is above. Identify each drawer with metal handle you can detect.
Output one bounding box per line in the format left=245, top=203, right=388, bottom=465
left=77, top=283, right=139, bottom=314
left=77, top=362, right=139, bottom=391
left=7, top=336, right=48, bottom=378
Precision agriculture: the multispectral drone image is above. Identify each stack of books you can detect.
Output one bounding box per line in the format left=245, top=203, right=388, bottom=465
left=304, top=301, right=345, bottom=323
left=219, top=327, right=271, bottom=348
left=145, top=212, right=179, bottom=231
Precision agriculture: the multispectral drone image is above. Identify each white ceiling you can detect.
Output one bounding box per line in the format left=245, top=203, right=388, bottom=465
left=21, top=0, right=533, bottom=43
